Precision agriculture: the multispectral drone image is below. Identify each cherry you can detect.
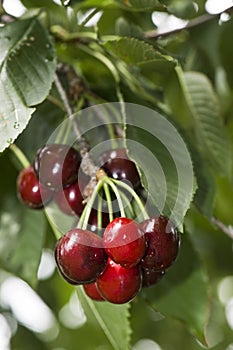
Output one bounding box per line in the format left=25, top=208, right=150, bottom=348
left=97, top=258, right=142, bottom=304
left=84, top=282, right=105, bottom=301
left=88, top=209, right=110, bottom=233
left=17, top=166, right=53, bottom=209
left=34, top=144, right=81, bottom=190
left=99, top=148, right=140, bottom=188
left=141, top=268, right=165, bottom=288
left=56, top=262, right=79, bottom=285
left=55, top=229, right=107, bottom=284
left=103, top=217, right=147, bottom=268
left=55, top=181, right=84, bottom=216
left=140, top=216, right=180, bottom=271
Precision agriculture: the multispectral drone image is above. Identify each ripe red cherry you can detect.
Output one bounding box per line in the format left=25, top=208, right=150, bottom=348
left=99, top=148, right=140, bottom=188
left=141, top=268, right=165, bottom=288
left=55, top=229, right=107, bottom=284
left=97, top=258, right=142, bottom=304
left=103, top=217, right=147, bottom=268
left=34, top=144, right=81, bottom=190
left=140, top=216, right=180, bottom=271
left=17, top=166, right=53, bottom=209
left=55, top=182, right=84, bottom=216
left=84, top=282, right=105, bottom=301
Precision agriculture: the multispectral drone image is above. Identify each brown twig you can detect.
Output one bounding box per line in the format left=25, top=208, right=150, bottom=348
left=211, top=217, right=233, bottom=240
left=54, top=72, right=99, bottom=184
left=145, top=6, right=233, bottom=39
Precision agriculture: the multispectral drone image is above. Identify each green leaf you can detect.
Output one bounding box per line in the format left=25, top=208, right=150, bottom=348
left=191, top=145, right=215, bottom=218
left=176, top=68, right=232, bottom=178
left=21, top=0, right=60, bottom=9
left=77, top=0, right=161, bottom=11
left=219, top=16, right=233, bottom=87
left=160, top=0, right=197, bottom=18
left=0, top=206, right=45, bottom=287
left=105, top=37, right=175, bottom=94
left=0, top=17, right=56, bottom=152
left=77, top=287, right=131, bottom=350
left=115, top=17, right=144, bottom=39
left=125, top=104, right=195, bottom=226
left=142, top=234, right=210, bottom=344
left=115, top=0, right=160, bottom=10
left=105, top=37, right=170, bottom=65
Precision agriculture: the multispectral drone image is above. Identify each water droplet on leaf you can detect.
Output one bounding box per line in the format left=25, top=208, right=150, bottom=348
left=14, top=122, right=20, bottom=129
left=7, top=138, right=13, bottom=144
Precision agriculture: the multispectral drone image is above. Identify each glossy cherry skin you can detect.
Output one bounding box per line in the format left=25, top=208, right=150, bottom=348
left=97, top=258, right=142, bottom=304
left=84, top=282, right=105, bottom=301
left=103, top=217, right=147, bottom=268
left=34, top=144, right=81, bottom=190
left=55, top=181, right=84, bottom=216
left=55, top=229, right=108, bottom=284
left=88, top=209, right=110, bottom=233
left=141, top=268, right=165, bottom=288
left=99, top=148, right=140, bottom=188
left=17, top=166, right=53, bottom=209
left=140, top=216, right=180, bottom=271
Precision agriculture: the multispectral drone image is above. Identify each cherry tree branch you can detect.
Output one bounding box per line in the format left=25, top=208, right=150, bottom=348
left=54, top=72, right=99, bottom=181
left=211, top=217, right=233, bottom=240
left=145, top=6, right=233, bottom=39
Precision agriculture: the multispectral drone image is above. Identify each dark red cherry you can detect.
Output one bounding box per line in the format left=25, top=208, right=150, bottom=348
left=140, top=216, right=180, bottom=271
left=56, top=262, right=79, bottom=285
left=84, top=282, right=105, bottom=301
left=17, top=166, right=53, bottom=209
left=88, top=209, right=110, bottom=233
left=141, top=268, right=165, bottom=288
left=103, top=217, right=147, bottom=268
left=99, top=148, right=140, bottom=188
left=55, top=229, right=107, bottom=284
left=97, top=258, right=142, bottom=304
left=55, top=182, right=84, bottom=216
left=34, top=144, right=81, bottom=190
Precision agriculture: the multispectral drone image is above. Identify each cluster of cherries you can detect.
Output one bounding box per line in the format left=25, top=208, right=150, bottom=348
left=16, top=143, right=180, bottom=304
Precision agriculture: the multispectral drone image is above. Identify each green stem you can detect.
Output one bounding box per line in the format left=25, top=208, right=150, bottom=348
left=81, top=178, right=105, bottom=230
left=10, top=144, right=30, bottom=169
left=78, top=43, right=125, bottom=123
left=47, top=95, right=65, bottom=111
left=78, top=287, right=120, bottom=350
left=97, top=194, right=103, bottom=231
left=90, top=104, right=118, bottom=148
left=112, top=179, right=149, bottom=220
left=103, top=183, right=113, bottom=222
left=118, top=189, right=135, bottom=218
left=44, top=210, right=63, bottom=240
left=51, top=25, right=97, bottom=41
left=105, top=178, right=125, bottom=217
left=77, top=202, right=89, bottom=229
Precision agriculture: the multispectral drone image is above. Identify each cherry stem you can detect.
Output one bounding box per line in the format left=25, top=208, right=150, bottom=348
left=112, top=179, right=149, bottom=220
left=10, top=144, right=30, bottom=169
left=77, top=203, right=88, bottom=229
left=105, top=178, right=125, bottom=217
left=81, top=178, right=105, bottom=230
left=103, top=182, right=113, bottom=223
left=97, top=193, right=103, bottom=230
left=117, top=189, right=135, bottom=218
left=44, top=211, right=63, bottom=240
